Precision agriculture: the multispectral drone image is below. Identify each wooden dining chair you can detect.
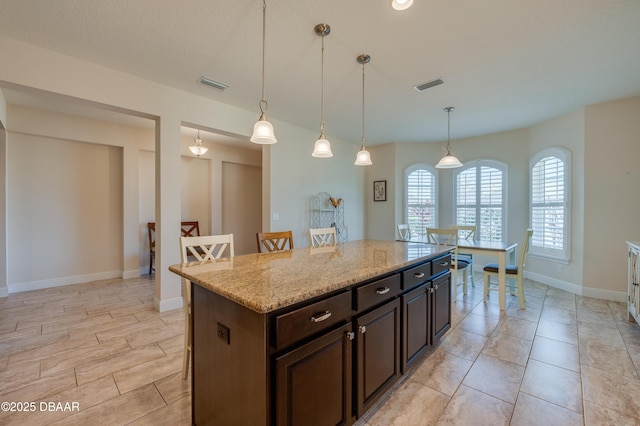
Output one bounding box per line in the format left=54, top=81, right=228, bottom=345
left=256, top=230, right=294, bottom=253
left=426, top=227, right=470, bottom=302
left=147, top=222, right=156, bottom=275
left=483, top=229, right=533, bottom=309
left=397, top=224, right=411, bottom=241
left=450, top=225, right=477, bottom=286
left=309, top=227, right=337, bottom=247
left=179, top=233, right=234, bottom=379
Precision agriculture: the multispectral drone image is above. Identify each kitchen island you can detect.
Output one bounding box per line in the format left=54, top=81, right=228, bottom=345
left=170, top=239, right=452, bottom=425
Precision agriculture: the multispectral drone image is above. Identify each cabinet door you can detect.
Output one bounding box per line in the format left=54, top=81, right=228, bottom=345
left=432, top=272, right=451, bottom=342
left=355, top=299, right=401, bottom=418
left=402, top=282, right=430, bottom=373
left=275, top=323, right=353, bottom=426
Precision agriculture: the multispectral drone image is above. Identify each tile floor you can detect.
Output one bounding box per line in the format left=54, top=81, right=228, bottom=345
left=1, top=275, right=640, bottom=425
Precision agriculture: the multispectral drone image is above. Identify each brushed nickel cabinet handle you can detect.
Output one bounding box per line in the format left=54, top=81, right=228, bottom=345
left=346, top=331, right=355, bottom=341
left=440, top=261, right=449, bottom=267
left=358, top=325, right=366, bottom=334
left=376, top=287, right=390, bottom=295
left=310, top=311, right=332, bottom=323
left=414, top=272, right=425, bottom=278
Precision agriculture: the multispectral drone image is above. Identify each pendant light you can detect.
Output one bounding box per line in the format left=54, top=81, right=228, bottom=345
left=312, top=23, right=333, bottom=158
left=250, top=0, right=277, bottom=144
left=189, top=130, right=208, bottom=157
left=391, top=0, right=414, bottom=11
left=354, top=54, right=372, bottom=166
left=435, top=106, right=463, bottom=169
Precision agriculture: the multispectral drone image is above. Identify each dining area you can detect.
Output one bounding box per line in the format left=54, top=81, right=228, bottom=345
left=397, top=224, right=533, bottom=311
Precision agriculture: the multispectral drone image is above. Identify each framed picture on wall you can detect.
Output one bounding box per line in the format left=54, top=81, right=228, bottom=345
left=374, top=180, right=386, bottom=202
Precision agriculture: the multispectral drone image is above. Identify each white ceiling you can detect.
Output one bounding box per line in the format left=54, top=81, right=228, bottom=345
left=0, top=0, right=639, bottom=146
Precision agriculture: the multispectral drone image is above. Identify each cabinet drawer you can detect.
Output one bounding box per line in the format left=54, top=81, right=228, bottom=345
left=275, top=291, right=352, bottom=350
left=402, top=261, right=431, bottom=290
left=355, top=274, right=401, bottom=312
left=432, top=254, right=452, bottom=277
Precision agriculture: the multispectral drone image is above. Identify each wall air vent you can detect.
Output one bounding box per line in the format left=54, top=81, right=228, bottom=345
left=199, top=76, right=229, bottom=90
left=413, top=78, right=444, bottom=92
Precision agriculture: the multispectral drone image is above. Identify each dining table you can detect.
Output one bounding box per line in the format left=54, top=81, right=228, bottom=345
left=399, top=236, right=518, bottom=310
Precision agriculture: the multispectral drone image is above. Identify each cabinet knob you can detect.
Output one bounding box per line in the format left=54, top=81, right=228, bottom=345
left=358, top=325, right=367, bottom=334
left=346, top=331, right=355, bottom=341
left=376, top=287, right=390, bottom=295
left=310, top=311, right=332, bottom=323
left=434, top=284, right=439, bottom=290
left=439, top=261, right=449, bottom=267
left=413, top=272, right=425, bottom=278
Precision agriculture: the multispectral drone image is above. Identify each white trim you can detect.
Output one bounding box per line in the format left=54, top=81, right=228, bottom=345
left=524, top=271, right=626, bottom=303
left=7, top=270, right=122, bottom=294
left=0, top=287, right=8, bottom=298
left=529, top=146, right=571, bottom=262
left=155, top=295, right=184, bottom=313
left=403, top=163, right=438, bottom=232
left=123, top=269, right=140, bottom=279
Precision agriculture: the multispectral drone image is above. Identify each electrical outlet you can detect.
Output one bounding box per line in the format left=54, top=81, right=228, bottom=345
left=217, top=322, right=230, bottom=345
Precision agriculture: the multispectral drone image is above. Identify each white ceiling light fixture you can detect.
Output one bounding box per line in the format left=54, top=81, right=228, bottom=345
left=354, top=54, right=372, bottom=166
left=312, top=23, right=333, bottom=158
left=190, top=129, right=208, bottom=157
left=250, top=0, right=277, bottom=145
left=435, top=107, right=463, bottom=169
left=391, top=0, right=414, bottom=11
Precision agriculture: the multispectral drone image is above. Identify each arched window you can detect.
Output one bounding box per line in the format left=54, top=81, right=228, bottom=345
left=454, top=160, right=507, bottom=241
left=530, top=147, right=570, bottom=262
left=404, top=164, right=437, bottom=237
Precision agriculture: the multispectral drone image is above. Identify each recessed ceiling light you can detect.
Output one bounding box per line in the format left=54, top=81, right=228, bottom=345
left=392, top=0, right=413, bottom=11
left=199, top=76, right=229, bottom=91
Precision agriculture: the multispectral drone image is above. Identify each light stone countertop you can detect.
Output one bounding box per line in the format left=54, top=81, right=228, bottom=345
left=169, top=239, right=450, bottom=314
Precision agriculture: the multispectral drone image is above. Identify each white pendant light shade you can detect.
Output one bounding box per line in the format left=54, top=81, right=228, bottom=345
left=312, top=136, right=333, bottom=158
left=355, top=54, right=372, bottom=166
left=251, top=0, right=277, bottom=145
left=250, top=115, right=277, bottom=144
left=189, top=130, right=208, bottom=157
left=354, top=148, right=372, bottom=165
left=312, top=24, right=332, bottom=159
left=435, top=154, right=462, bottom=168
left=392, top=0, right=414, bottom=11
left=435, top=106, right=463, bottom=169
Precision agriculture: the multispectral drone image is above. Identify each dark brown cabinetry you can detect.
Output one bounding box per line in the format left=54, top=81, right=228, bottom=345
left=355, top=298, right=401, bottom=417
left=275, top=323, right=354, bottom=426
left=190, top=252, right=451, bottom=426
left=401, top=255, right=452, bottom=372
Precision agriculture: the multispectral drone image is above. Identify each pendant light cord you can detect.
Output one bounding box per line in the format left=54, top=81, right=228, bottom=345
left=259, top=0, right=267, bottom=114
left=361, top=60, right=366, bottom=149
left=446, top=107, right=452, bottom=154
left=320, top=34, right=325, bottom=136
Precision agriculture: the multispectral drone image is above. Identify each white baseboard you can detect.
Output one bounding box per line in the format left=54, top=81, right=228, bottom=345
left=155, top=296, right=184, bottom=313
left=0, top=286, right=7, bottom=298
left=8, top=270, right=123, bottom=294
left=524, top=271, right=627, bottom=303
left=122, top=269, right=140, bottom=280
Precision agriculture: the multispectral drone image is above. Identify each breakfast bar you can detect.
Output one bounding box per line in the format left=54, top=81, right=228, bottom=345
left=170, top=239, right=452, bottom=425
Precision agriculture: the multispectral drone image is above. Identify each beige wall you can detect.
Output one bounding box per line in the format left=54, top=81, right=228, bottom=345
left=528, top=108, right=585, bottom=293
left=584, top=96, right=640, bottom=297
left=0, top=90, right=7, bottom=297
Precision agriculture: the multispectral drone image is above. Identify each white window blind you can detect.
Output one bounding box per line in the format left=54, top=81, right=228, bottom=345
left=530, top=150, right=569, bottom=261
left=455, top=161, right=505, bottom=242
left=406, top=168, right=436, bottom=236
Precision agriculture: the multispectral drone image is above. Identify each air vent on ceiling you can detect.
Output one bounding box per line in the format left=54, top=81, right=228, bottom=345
left=199, top=76, right=229, bottom=91
left=413, top=78, right=444, bottom=92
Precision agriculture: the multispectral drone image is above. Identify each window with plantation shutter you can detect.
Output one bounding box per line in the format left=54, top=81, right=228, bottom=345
left=530, top=148, right=570, bottom=262
left=454, top=160, right=506, bottom=242
left=404, top=164, right=437, bottom=238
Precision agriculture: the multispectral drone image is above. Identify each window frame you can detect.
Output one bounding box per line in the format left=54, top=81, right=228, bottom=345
left=453, top=159, right=507, bottom=242
left=529, top=147, right=571, bottom=263
left=403, top=163, right=438, bottom=238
